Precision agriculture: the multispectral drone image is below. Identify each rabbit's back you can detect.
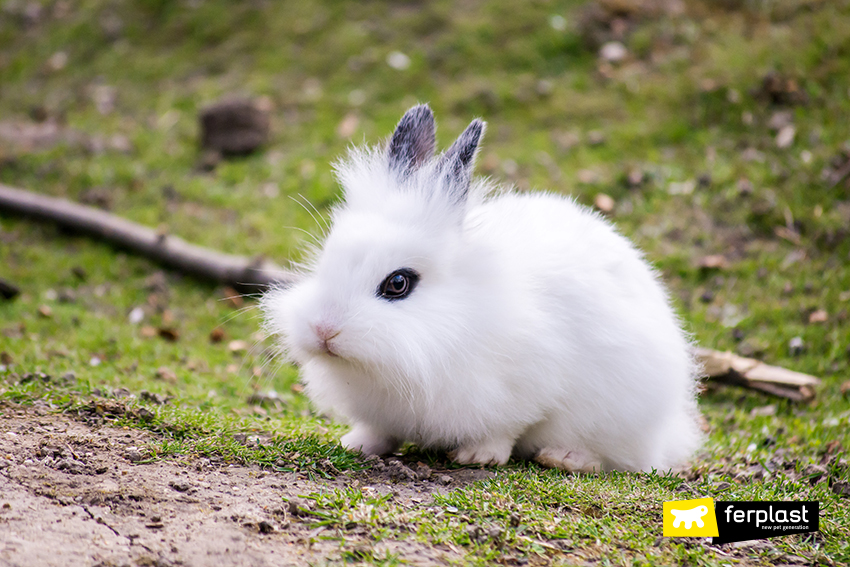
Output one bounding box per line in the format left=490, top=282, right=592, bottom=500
left=465, top=191, right=702, bottom=470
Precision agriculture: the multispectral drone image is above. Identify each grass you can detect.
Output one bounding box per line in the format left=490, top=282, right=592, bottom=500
left=1, top=0, right=850, bottom=564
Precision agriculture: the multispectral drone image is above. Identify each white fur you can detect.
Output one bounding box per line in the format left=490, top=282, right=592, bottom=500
left=262, top=110, right=703, bottom=473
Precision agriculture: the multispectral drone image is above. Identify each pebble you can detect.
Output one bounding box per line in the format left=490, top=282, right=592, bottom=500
left=599, top=41, right=627, bottom=63
left=124, top=447, right=143, bottom=463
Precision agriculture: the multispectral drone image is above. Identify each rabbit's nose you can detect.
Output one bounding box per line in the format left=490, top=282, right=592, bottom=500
left=313, top=323, right=341, bottom=342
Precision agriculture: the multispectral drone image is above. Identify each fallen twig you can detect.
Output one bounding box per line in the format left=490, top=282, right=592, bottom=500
left=0, top=184, right=294, bottom=293
left=696, top=347, right=820, bottom=402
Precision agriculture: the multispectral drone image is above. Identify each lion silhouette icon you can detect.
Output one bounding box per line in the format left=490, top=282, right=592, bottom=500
left=670, top=504, right=709, bottom=529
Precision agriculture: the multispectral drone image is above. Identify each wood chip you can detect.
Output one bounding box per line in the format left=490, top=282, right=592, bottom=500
left=696, top=347, right=820, bottom=402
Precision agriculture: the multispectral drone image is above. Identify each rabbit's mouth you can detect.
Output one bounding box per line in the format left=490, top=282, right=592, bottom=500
left=318, top=336, right=341, bottom=358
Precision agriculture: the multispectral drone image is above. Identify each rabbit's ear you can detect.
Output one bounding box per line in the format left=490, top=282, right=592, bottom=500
left=387, top=104, right=436, bottom=179
left=439, top=119, right=485, bottom=204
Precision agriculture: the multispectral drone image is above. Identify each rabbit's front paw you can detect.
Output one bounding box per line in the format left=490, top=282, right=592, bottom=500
left=341, top=424, right=398, bottom=456
left=449, top=438, right=513, bottom=466
left=534, top=447, right=602, bottom=473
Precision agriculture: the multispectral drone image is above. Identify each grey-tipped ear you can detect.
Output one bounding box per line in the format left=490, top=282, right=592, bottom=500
left=387, top=104, right=436, bottom=179
left=439, top=119, right=485, bottom=201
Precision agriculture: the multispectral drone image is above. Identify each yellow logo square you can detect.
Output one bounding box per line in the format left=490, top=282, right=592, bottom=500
left=663, top=497, right=719, bottom=537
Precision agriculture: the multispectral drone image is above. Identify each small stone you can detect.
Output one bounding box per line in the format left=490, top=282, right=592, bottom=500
left=387, top=459, right=417, bottom=482
left=287, top=497, right=309, bottom=516
left=124, top=447, right=143, bottom=463
left=586, top=130, right=606, bottom=146
left=228, top=340, right=249, bottom=353
left=414, top=462, right=432, bottom=481
left=57, top=288, right=76, bottom=303
left=737, top=178, right=754, bottom=196
left=200, top=97, right=269, bottom=156
left=336, top=113, right=359, bottom=139
left=767, top=111, right=793, bottom=131
left=128, top=307, right=144, bottom=324
left=209, top=327, right=226, bottom=343
left=437, top=475, right=453, bottom=486
left=788, top=337, right=805, bottom=356
left=157, top=327, right=179, bottom=342
left=593, top=193, right=615, bottom=214
left=0, top=279, right=20, bottom=300
left=140, top=391, right=168, bottom=405
left=258, top=520, right=276, bottom=534
left=509, top=512, right=522, bottom=527
left=750, top=404, right=777, bottom=417
left=667, top=180, right=695, bottom=195
left=37, top=304, right=53, bottom=318
left=386, top=51, right=411, bottom=70
left=599, top=41, right=627, bottom=63
left=48, top=51, right=68, bottom=71
left=808, top=309, right=828, bottom=324
left=832, top=482, right=850, bottom=498
left=576, top=169, right=598, bottom=184
left=466, top=524, right=484, bottom=543
left=698, top=255, right=728, bottom=270
left=168, top=480, right=192, bottom=493
left=155, top=367, right=177, bottom=383
left=626, top=168, right=644, bottom=187
left=776, top=125, right=796, bottom=149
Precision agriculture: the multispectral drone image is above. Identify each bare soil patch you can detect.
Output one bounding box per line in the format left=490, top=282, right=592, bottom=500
left=0, top=404, right=487, bottom=566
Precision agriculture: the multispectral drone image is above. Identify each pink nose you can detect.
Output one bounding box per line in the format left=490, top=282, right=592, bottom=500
left=314, top=323, right=340, bottom=342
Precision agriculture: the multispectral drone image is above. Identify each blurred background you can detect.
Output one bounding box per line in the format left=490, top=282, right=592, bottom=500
left=1, top=0, right=849, bottom=423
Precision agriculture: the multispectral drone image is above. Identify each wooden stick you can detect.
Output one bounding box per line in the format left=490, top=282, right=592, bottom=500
left=0, top=184, right=295, bottom=293
left=696, top=347, right=820, bottom=402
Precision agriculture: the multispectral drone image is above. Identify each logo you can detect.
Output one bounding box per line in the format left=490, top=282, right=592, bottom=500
left=713, top=501, right=819, bottom=545
left=663, top=499, right=819, bottom=544
left=663, top=498, right=719, bottom=537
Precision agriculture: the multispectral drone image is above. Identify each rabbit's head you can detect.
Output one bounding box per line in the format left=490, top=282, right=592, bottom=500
left=263, top=105, right=492, bottom=386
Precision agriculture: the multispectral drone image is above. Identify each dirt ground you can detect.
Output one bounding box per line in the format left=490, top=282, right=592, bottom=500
left=0, top=403, right=494, bottom=567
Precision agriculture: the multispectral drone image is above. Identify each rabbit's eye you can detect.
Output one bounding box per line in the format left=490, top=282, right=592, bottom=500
left=378, top=268, right=420, bottom=301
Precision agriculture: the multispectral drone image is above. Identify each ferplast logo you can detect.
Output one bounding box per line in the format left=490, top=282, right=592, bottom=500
left=663, top=498, right=719, bottom=537
left=713, top=501, right=819, bottom=545
left=663, top=499, right=819, bottom=544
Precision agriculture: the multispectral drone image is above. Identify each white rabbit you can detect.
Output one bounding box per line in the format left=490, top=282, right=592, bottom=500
left=262, top=105, right=703, bottom=472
